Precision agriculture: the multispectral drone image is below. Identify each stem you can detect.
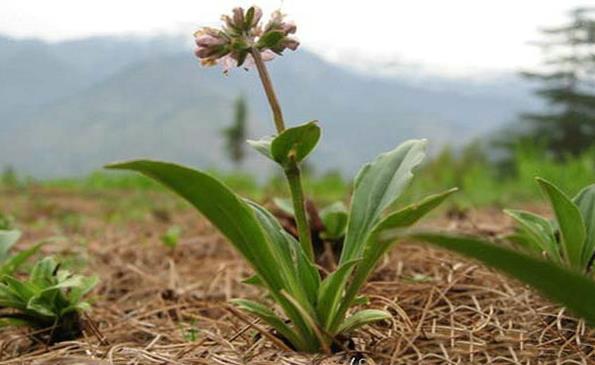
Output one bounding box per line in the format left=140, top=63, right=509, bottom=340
left=285, top=161, right=315, bottom=261
left=251, top=48, right=315, bottom=261
left=251, top=49, right=285, bottom=134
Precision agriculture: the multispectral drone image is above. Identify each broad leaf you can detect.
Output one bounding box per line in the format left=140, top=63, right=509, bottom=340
left=340, top=139, right=427, bottom=263
left=573, top=184, right=595, bottom=268
left=320, top=139, right=427, bottom=331
left=271, top=121, right=321, bottom=166
left=106, top=160, right=286, bottom=293
left=537, top=178, right=586, bottom=269
left=411, top=232, right=595, bottom=325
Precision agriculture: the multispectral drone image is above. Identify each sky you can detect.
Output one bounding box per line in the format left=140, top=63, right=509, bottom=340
left=0, top=0, right=589, bottom=76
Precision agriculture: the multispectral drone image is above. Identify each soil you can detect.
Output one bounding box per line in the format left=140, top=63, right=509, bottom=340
left=0, top=188, right=593, bottom=364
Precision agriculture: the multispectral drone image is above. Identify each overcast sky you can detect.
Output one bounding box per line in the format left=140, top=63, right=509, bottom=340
left=0, top=0, right=588, bottom=76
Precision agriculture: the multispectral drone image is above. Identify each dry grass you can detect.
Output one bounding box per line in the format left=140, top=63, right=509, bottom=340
left=0, top=188, right=593, bottom=364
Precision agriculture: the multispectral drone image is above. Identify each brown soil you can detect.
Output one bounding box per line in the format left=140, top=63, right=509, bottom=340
left=0, top=188, right=593, bottom=364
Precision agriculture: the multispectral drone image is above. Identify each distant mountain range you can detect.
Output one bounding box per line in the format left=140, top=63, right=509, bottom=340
left=0, top=34, right=539, bottom=178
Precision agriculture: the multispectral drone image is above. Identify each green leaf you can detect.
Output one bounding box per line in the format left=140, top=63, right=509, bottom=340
left=232, top=298, right=306, bottom=351
left=340, top=139, right=427, bottom=264
left=320, top=202, right=349, bottom=240
left=271, top=121, right=321, bottom=166
left=504, top=209, right=560, bottom=263
left=241, top=274, right=265, bottom=288
left=317, top=259, right=360, bottom=329
left=106, top=160, right=286, bottom=294
left=573, top=184, right=595, bottom=268
left=336, top=309, right=391, bottom=334
left=329, top=188, right=456, bottom=333
left=0, top=230, right=21, bottom=262
left=0, top=242, right=43, bottom=276
left=247, top=137, right=273, bottom=160
left=106, top=160, right=319, bottom=348
left=537, top=178, right=586, bottom=269
left=411, top=232, right=595, bottom=326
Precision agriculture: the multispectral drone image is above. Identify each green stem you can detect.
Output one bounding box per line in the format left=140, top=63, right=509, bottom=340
left=251, top=48, right=315, bottom=261
left=285, top=161, right=315, bottom=261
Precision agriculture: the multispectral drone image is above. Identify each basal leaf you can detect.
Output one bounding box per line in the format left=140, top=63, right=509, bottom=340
left=537, top=178, right=586, bottom=269
left=271, top=121, right=321, bottom=166
left=330, top=188, right=456, bottom=332
left=340, top=139, right=427, bottom=264
left=412, top=232, right=595, bottom=325
left=336, top=309, right=391, bottom=334
left=106, top=160, right=286, bottom=293
left=317, top=259, right=360, bottom=329
left=232, top=298, right=306, bottom=351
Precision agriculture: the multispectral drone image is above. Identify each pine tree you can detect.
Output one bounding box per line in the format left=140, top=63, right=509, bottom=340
left=223, top=96, right=248, bottom=167
left=520, top=7, right=595, bottom=157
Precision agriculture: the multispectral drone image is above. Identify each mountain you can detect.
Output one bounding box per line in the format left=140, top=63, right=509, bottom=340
left=0, top=35, right=538, bottom=178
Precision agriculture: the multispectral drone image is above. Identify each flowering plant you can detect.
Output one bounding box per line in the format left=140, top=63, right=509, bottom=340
left=107, top=6, right=455, bottom=353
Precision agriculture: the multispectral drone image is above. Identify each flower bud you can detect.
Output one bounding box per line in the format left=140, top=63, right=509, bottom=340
left=248, top=7, right=263, bottom=28
left=193, top=6, right=299, bottom=72
left=232, top=7, right=245, bottom=28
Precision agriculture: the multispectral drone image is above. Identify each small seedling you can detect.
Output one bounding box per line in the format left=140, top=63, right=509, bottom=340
left=107, top=6, right=456, bottom=353
left=0, top=256, right=98, bottom=343
left=161, top=225, right=183, bottom=249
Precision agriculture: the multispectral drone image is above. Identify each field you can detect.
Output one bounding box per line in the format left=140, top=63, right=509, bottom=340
left=1, top=176, right=594, bottom=364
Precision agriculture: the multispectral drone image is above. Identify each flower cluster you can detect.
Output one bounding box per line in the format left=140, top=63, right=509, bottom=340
left=194, top=6, right=299, bottom=72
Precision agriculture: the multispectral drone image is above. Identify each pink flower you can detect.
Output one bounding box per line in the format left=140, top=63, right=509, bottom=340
left=193, top=6, right=298, bottom=73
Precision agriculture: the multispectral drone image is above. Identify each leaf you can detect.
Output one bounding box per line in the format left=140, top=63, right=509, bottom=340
left=320, top=202, right=349, bottom=240
left=247, top=137, right=273, bottom=160
left=0, top=242, right=43, bottom=276
left=0, top=230, right=21, bottom=262
left=106, top=160, right=286, bottom=293
left=241, top=275, right=265, bottom=288
left=537, top=178, right=586, bottom=269
left=336, top=309, right=391, bottom=334
left=319, top=140, right=427, bottom=331
left=573, top=184, right=595, bottom=268
left=316, top=259, right=360, bottom=329
left=340, top=139, right=427, bottom=264
left=411, top=232, right=595, bottom=326
left=271, top=121, right=321, bottom=166
left=329, top=188, right=456, bottom=333
left=232, top=299, right=306, bottom=351
left=504, top=209, right=560, bottom=263
left=246, top=200, right=316, bottom=311
left=106, top=160, right=319, bottom=348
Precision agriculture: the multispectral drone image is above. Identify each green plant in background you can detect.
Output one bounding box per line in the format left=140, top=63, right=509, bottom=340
left=161, top=225, right=183, bottom=249
left=506, top=179, right=595, bottom=274
left=409, top=178, right=595, bottom=325
left=0, top=229, right=42, bottom=276
left=0, top=256, right=98, bottom=343
left=106, top=6, right=456, bottom=353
